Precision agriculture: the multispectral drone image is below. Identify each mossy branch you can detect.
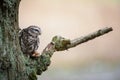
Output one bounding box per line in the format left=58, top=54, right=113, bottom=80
left=28, top=27, right=112, bottom=80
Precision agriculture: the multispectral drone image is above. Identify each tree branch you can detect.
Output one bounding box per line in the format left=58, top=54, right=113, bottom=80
left=27, top=27, right=113, bottom=79
left=67, top=27, right=113, bottom=49
left=51, top=27, right=113, bottom=51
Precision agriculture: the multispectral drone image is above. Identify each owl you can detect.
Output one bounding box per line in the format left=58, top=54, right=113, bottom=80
left=19, top=25, right=41, bottom=57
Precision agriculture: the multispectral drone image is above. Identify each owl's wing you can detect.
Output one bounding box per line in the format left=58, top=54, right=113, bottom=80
left=18, top=29, right=25, bottom=40
left=34, top=37, right=39, bottom=51
left=19, top=29, right=29, bottom=53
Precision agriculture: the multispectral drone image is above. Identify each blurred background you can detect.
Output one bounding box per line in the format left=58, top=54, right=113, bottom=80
left=19, top=0, right=120, bottom=80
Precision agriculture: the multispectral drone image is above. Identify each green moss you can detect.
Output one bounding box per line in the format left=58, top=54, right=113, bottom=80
left=28, top=71, right=37, bottom=80
left=52, top=36, right=70, bottom=51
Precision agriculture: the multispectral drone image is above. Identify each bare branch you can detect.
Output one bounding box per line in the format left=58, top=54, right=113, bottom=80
left=67, top=27, right=113, bottom=49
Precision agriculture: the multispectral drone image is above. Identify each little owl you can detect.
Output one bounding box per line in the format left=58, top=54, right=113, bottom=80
left=19, top=25, right=41, bottom=57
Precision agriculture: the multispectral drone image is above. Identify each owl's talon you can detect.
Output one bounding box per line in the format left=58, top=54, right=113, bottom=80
left=32, top=51, right=40, bottom=57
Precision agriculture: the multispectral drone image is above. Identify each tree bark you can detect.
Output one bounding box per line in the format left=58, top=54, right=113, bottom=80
left=0, top=0, right=28, bottom=80
left=0, top=0, right=113, bottom=80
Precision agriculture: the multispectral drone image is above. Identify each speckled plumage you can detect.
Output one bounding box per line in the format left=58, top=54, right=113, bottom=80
left=19, top=25, right=41, bottom=56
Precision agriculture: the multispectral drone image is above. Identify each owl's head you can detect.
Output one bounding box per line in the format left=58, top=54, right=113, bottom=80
left=27, top=25, right=41, bottom=36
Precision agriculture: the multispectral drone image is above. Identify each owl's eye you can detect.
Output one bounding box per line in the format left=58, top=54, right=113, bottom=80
left=34, top=29, right=39, bottom=32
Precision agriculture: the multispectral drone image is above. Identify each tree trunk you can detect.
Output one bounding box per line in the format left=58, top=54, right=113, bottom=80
left=0, top=0, right=113, bottom=80
left=0, top=0, right=28, bottom=80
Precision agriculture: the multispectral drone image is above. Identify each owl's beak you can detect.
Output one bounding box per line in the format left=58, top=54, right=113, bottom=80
left=38, top=32, right=41, bottom=35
